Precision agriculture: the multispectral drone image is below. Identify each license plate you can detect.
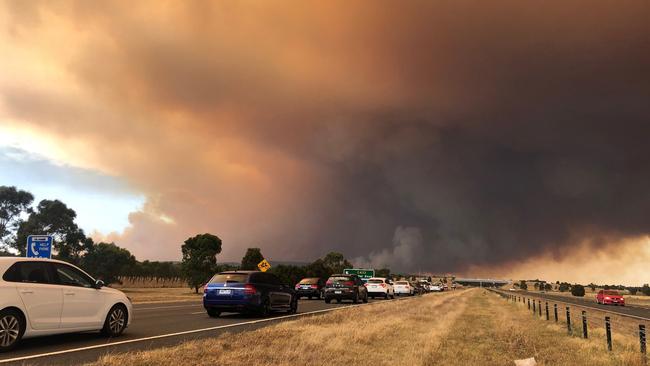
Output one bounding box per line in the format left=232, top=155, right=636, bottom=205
left=219, top=289, right=232, bottom=295
left=335, top=290, right=342, bottom=294
left=301, top=285, right=310, bottom=289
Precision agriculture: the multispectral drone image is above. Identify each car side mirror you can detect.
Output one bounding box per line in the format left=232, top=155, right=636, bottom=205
left=95, top=280, right=105, bottom=289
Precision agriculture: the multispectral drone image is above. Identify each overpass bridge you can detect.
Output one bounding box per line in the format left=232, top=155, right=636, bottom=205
left=454, top=278, right=511, bottom=287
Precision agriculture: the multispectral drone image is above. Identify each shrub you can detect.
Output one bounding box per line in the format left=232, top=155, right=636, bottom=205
left=571, top=284, right=585, bottom=297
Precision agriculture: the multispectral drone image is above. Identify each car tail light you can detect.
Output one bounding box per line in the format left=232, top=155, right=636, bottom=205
left=310, top=284, right=318, bottom=289
left=244, top=284, right=257, bottom=295
left=363, top=283, right=368, bottom=287
left=326, top=280, right=333, bottom=286
left=344, top=281, right=354, bottom=287
left=204, top=287, right=208, bottom=293
left=295, top=284, right=301, bottom=289
left=380, top=283, right=386, bottom=288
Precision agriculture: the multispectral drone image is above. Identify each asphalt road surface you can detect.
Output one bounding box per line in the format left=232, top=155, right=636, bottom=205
left=502, top=290, right=650, bottom=321
left=0, top=296, right=406, bottom=366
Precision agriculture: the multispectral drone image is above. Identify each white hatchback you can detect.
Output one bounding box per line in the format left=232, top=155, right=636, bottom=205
left=365, top=277, right=394, bottom=299
left=393, top=281, right=414, bottom=296
left=0, top=257, right=133, bottom=352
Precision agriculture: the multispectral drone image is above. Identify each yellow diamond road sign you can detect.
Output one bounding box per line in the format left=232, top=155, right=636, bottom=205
left=257, top=259, right=271, bottom=272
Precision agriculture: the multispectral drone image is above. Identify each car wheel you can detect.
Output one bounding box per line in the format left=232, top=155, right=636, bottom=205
left=0, top=309, right=25, bottom=352
left=384, top=292, right=389, bottom=300
left=102, top=304, right=128, bottom=337
left=207, top=308, right=221, bottom=318
left=308, top=296, right=312, bottom=300
left=353, top=291, right=359, bottom=304
left=336, top=298, right=342, bottom=304
left=289, top=297, right=298, bottom=314
left=363, top=292, right=368, bottom=303
left=391, top=293, right=395, bottom=299
left=260, top=297, right=271, bottom=317
left=325, top=297, right=331, bottom=304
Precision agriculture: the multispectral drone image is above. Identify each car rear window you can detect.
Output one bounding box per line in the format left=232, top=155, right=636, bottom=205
left=328, top=276, right=352, bottom=282
left=368, top=279, right=383, bottom=284
left=395, top=281, right=409, bottom=285
left=2, top=261, right=53, bottom=284
left=299, top=278, right=319, bottom=284
left=209, top=273, right=248, bottom=284
left=604, top=290, right=620, bottom=295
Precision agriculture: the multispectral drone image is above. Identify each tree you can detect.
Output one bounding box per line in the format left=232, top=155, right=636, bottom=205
left=376, top=268, right=391, bottom=278
left=322, top=252, right=352, bottom=274
left=519, top=280, right=528, bottom=290
left=642, top=284, right=650, bottom=296
left=270, top=264, right=307, bottom=286
left=304, top=258, right=329, bottom=279
left=571, top=284, right=585, bottom=297
left=240, top=248, right=264, bottom=270
left=13, top=199, right=91, bottom=262
left=0, top=186, right=34, bottom=249
left=544, top=283, right=552, bottom=291
left=81, top=242, right=137, bottom=284
left=558, top=282, right=571, bottom=292
left=181, top=233, right=222, bottom=293
left=588, top=283, right=596, bottom=292
left=629, top=287, right=638, bottom=295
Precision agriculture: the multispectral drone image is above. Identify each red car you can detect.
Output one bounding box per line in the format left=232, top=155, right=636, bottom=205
left=596, top=290, right=625, bottom=306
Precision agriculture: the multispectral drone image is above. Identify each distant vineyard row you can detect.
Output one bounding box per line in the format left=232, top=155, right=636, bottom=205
left=114, top=276, right=189, bottom=288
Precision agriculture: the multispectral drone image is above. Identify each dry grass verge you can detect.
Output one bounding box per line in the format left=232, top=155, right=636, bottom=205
left=428, top=290, right=645, bottom=365
left=119, top=288, right=202, bottom=304
left=89, top=291, right=469, bottom=366
left=88, top=289, right=646, bottom=366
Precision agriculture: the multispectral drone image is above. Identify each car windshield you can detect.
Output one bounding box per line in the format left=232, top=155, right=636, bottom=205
left=604, top=290, right=620, bottom=295
left=395, top=281, right=408, bottom=285
left=209, top=273, right=248, bottom=284
left=368, top=279, right=383, bottom=284
left=299, top=278, right=319, bottom=284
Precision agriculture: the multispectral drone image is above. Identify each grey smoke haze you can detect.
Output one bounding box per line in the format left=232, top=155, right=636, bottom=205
left=1, top=1, right=649, bottom=273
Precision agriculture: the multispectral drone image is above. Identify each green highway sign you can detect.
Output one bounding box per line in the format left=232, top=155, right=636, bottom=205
left=343, top=268, right=375, bottom=280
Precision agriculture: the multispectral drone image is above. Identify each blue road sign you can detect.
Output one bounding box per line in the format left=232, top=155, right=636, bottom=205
left=26, top=235, right=53, bottom=259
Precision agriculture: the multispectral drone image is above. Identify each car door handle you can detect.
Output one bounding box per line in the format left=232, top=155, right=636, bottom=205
left=19, top=290, right=34, bottom=294
left=64, top=291, right=75, bottom=296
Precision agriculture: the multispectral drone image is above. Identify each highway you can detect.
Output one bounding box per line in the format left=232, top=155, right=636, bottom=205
left=502, top=290, right=650, bottom=321
left=0, top=297, right=403, bottom=366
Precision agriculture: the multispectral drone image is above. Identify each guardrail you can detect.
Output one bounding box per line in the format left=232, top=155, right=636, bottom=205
left=490, top=289, right=648, bottom=361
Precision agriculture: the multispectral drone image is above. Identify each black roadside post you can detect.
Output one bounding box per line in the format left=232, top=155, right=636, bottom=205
left=581, top=311, right=588, bottom=339
left=640, top=325, right=647, bottom=358
left=554, top=304, right=558, bottom=322
left=538, top=300, right=542, bottom=317
left=545, top=302, right=549, bottom=320
left=605, top=316, right=612, bottom=351
left=528, top=298, right=530, bottom=310
left=533, top=299, right=536, bottom=314
left=566, top=306, right=572, bottom=334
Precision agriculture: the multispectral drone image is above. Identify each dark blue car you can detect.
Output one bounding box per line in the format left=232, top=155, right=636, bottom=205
left=203, top=271, right=298, bottom=317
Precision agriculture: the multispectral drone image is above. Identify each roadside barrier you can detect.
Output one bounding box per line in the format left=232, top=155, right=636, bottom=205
left=493, top=290, right=649, bottom=362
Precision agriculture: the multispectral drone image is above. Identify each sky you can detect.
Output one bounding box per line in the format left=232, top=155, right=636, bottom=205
left=1, top=0, right=649, bottom=284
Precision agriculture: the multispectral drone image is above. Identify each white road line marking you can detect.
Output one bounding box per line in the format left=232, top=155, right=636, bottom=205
left=0, top=296, right=417, bottom=364
left=190, top=311, right=205, bottom=315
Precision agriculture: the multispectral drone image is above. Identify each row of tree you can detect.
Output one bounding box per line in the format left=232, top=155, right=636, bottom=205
left=2, top=186, right=379, bottom=293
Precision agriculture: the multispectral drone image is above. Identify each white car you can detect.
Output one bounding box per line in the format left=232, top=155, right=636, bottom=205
left=393, top=281, right=414, bottom=296
left=0, top=257, right=133, bottom=352
left=365, top=277, right=395, bottom=299
left=430, top=285, right=442, bottom=292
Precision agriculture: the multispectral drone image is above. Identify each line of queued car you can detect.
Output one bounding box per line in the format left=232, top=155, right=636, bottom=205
left=0, top=256, right=450, bottom=352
